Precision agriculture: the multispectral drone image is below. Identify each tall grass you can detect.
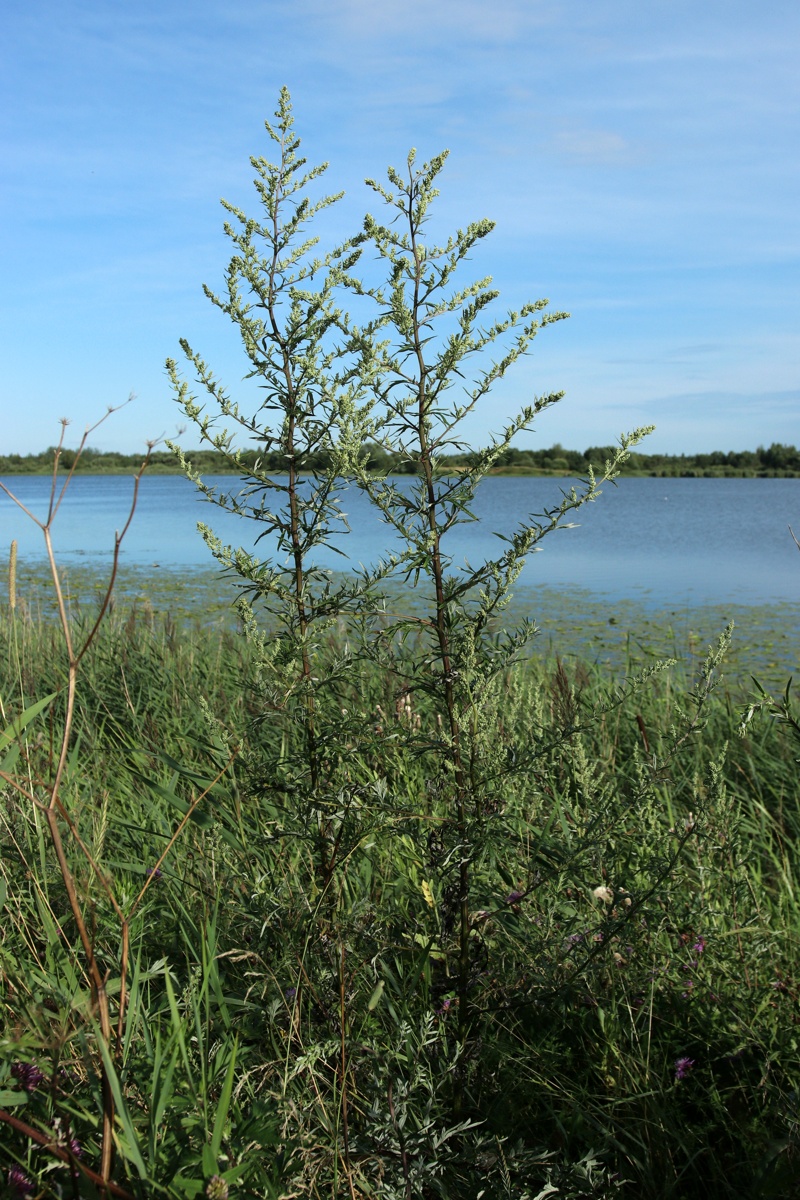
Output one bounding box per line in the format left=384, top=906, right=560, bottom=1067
left=1, top=593, right=798, bottom=1198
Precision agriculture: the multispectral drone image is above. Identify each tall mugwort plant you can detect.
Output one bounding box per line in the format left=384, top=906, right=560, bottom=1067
left=167, top=88, right=384, bottom=900
left=343, top=148, right=654, bottom=1114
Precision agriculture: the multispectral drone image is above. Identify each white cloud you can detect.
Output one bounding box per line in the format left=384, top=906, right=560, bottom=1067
left=551, top=126, right=635, bottom=166
left=299, top=0, right=557, bottom=45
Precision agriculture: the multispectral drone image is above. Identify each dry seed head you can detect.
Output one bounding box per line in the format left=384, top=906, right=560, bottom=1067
left=8, top=540, right=17, bottom=611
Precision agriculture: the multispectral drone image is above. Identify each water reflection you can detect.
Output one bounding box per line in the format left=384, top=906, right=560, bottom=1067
left=1, top=473, right=798, bottom=606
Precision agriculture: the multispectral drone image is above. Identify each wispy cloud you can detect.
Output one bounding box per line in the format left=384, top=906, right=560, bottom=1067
left=299, top=0, right=557, bottom=44
left=551, top=126, right=637, bottom=166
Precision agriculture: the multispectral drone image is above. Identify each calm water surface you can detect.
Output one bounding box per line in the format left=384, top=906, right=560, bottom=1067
left=2, top=474, right=798, bottom=607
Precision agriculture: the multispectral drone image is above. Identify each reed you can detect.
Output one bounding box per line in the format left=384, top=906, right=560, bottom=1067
left=1, top=598, right=798, bottom=1196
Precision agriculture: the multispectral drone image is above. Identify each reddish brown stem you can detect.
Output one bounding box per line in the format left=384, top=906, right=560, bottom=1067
left=0, top=1109, right=135, bottom=1199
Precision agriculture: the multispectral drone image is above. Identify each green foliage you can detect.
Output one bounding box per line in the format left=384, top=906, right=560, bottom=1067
left=338, top=143, right=657, bottom=1124
left=2, top=604, right=799, bottom=1196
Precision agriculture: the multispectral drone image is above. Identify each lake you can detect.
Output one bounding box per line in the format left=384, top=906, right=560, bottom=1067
left=1, top=473, right=798, bottom=608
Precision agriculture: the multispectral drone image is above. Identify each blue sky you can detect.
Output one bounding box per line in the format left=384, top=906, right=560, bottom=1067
left=2, top=0, right=798, bottom=456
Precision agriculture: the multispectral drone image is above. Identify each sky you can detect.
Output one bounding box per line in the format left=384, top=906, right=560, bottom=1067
left=2, top=0, right=798, bottom=457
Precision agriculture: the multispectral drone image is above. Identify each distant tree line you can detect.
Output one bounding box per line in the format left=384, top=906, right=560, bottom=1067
left=1, top=441, right=798, bottom=477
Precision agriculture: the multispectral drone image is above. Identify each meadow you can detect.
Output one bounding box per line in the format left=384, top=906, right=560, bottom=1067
left=2, top=90, right=799, bottom=1199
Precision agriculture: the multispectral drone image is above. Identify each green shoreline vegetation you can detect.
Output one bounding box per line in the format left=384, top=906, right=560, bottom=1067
left=3, top=569, right=800, bottom=1198
left=2, top=440, right=800, bottom=477
left=5, top=559, right=799, bottom=692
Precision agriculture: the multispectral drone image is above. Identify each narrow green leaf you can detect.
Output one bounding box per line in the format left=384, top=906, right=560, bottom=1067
left=0, top=691, right=58, bottom=755
left=210, top=1040, right=238, bottom=1163
left=202, top=1143, right=217, bottom=1178
left=367, top=980, right=385, bottom=1011
left=94, top=1033, right=148, bottom=1179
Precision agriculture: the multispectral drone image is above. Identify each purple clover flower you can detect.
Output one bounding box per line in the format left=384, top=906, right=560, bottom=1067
left=693, top=937, right=706, bottom=955
left=8, top=1167, right=35, bottom=1197
left=285, top=987, right=297, bottom=1001
left=436, top=997, right=453, bottom=1015
left=146, top=866, right=163, bottom=880
left=206, top=1175, right=230, bottom=1200
left=11, top=1061, right=45, bottom=1092
left=674, top=1055, right=695, bottom=1080
left=505, top=890, right=524, bottom=905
